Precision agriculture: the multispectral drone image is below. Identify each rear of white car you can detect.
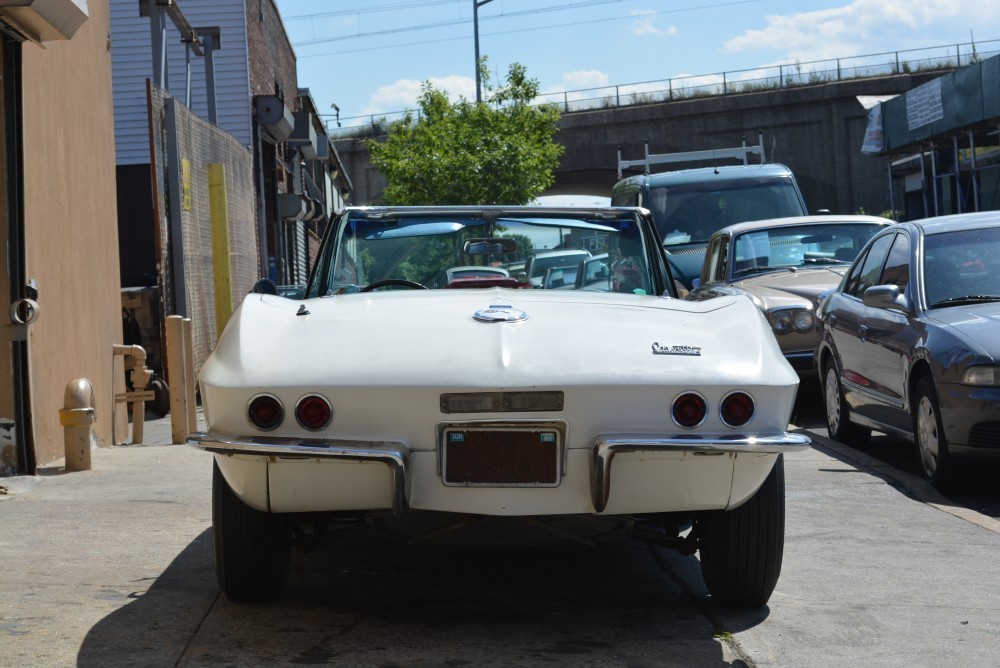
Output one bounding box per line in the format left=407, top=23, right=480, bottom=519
left=188, top=206, right=809, bottom=606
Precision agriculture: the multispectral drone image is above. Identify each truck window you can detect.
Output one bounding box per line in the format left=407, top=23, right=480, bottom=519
left=649, top=177, right=806, bottom=246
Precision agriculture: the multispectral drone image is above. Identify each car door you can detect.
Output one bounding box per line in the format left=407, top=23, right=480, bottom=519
left=825, top=232, right=895, bottom=413
left=857, top=231, right=918, bottom=431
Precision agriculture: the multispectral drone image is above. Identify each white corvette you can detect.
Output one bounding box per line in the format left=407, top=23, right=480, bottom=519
left=188, top=206, right=809, bottom=605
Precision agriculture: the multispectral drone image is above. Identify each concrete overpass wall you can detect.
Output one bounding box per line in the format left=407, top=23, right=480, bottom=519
left=334, top=72, right=946, bottom=214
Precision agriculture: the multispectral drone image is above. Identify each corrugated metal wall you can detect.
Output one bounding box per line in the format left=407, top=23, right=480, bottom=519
left=111, top=0, right=252, bottom=165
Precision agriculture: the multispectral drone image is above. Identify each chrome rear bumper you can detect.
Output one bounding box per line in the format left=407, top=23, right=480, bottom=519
left=187, top=430, right=811, bottom=517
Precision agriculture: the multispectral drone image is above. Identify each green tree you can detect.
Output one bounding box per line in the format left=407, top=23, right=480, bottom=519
left=365, top=61, right=564, bottom=205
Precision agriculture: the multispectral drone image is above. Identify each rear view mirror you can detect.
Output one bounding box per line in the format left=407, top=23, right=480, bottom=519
left=464, top=238, right=519, bottom=255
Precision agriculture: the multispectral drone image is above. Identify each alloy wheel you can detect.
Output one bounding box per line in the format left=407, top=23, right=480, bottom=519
left=916, top=394, right=939, bottom=476
left=824, top=366, right=842, bottom=435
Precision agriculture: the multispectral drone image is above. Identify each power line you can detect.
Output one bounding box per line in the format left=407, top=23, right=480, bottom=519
left=284, top=1, right=460, bottom=22
left=297, top=0, right=765, bottom=58
left=292, top=0, right=683, bottom=47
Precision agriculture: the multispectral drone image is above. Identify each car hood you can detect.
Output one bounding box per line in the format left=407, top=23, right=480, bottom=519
left=203, top=288, right=791, bottom=390
left=925, top=301, right=1000, bottom=360
left=734, top=267, right=847, bottom=310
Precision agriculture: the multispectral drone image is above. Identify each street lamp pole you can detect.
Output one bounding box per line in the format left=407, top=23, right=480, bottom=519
left=474, top=0, right=494, bottom=103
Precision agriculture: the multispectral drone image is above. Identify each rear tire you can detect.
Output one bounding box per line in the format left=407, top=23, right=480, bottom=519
left=823, top=360, right=871, bottom=446
left=697, top=455, right=785, bottom=607
left=148, top=377, right=170, bottom=418
left=213, top=461, right=291, bottom=602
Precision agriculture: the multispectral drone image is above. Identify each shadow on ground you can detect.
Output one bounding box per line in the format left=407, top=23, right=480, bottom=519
left=78, top=526, right=765, bottom=666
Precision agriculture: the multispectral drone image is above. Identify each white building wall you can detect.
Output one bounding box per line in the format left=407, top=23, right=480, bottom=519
left=111, top=0, right=252, bottom=165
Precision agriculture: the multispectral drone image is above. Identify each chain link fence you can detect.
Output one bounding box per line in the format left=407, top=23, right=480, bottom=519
left=148, top=83, right=259, bottom=375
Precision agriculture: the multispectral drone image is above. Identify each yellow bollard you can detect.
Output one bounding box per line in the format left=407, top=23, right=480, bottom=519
left=59, top=378, right=97, bottom=471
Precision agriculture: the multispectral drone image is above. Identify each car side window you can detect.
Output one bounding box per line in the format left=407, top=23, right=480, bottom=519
left=879, top=233, right=911, bottom=292
left=846, top=233, right=894, bottom=298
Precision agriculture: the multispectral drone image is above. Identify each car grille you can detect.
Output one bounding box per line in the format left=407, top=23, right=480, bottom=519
left=967, top=422, right=1000, bottom=448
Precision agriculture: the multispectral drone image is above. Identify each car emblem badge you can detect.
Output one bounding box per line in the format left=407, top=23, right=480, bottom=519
left=474, top=304, right=528, bottom=323
left=652, top=343, right=702, bottom=356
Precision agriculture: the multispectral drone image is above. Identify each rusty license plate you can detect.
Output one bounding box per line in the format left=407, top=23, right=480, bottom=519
left=442, top=427, right=561, bottom=487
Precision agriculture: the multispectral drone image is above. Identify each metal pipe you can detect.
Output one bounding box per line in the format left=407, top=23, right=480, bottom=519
left=60, top=378, right=96, bottom=471
left=969, top=130, right=980, bottom=211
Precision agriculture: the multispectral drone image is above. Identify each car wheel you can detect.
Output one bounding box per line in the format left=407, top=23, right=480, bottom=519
left=913, top=377, right=954, bottom=489
left=212, top=461, right=291, bottom=602
left=148, top=377, right=170, bottom=418
left=823, top=361, right=871, bottom=446
left=697, top=455, right=785, bottom=607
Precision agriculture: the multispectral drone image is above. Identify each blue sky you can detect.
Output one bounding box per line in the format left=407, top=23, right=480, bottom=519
left=273, top=0, right=999, bottom=131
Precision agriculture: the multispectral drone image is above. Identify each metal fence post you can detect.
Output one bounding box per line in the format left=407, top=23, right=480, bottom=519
left=208, top=163, right=233, bottom=336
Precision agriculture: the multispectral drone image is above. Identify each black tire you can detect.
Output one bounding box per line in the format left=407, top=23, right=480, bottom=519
left=148, top=377, right=170, bottom=418
left=913, top=377, right=954, bottom=489
left=212, top=461, right=291, bottom=602
left=697, top=455, right=785, bottom=607
left=823, top=360, right=871, bottom=446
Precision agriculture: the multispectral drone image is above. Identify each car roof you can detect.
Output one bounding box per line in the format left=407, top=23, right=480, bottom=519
left=616, top=163, right=795, bottom=189
left=906, top=210, right=1000, bottom=236
left=343, top=205, right=642, bottom=218
left=447, top=265, right=508, bottom=273
left=712, top=214, right=894, bottom=238
left=533, top=249, right=590, bottom=256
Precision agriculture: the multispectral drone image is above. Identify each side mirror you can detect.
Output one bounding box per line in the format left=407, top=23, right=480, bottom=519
left=863, top=284, right=909, bottom=312
left=250, top=277, right=278, bottom=295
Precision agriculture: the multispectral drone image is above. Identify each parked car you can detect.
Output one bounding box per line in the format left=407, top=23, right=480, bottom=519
left=575, top=253, right=611, bottom=291
left=816, top=211, right=1000, bottom=488
left=611, top=163, right=809, bottom=291
left=187, top=205, right=809, bottom=606
left=687, top=215, right=892, bottom=380
left=524, top=249, right=591, bottom=288
left=439, top=265, right=531, bottom=289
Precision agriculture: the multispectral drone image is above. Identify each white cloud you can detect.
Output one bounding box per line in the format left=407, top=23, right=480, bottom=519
left=722, top=0, right=999, bottom=62
left=361, top=75, right=476, bottom=116
left=557, top=70, right=609, bottom=91
left=629, top=9, right=677, bottom=37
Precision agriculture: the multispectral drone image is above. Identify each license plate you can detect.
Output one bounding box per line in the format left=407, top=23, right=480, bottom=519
left=442, top=427, right=561, bottom=487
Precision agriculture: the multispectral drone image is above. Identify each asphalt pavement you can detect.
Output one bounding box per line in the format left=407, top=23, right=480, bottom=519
left=3, top=412, right=1000, bottom=667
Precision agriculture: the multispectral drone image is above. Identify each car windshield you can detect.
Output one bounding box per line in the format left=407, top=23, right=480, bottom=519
left=924, top=227, right=1000, bottom=308
left=307, top=209, right=662, bottom=296
left=648, top=177, right=805, bottom=246
left=732, top=222, right=886, bottom=277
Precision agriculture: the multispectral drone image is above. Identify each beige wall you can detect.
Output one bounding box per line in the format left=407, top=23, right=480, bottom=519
left=21, top=0, right=123, bottom=466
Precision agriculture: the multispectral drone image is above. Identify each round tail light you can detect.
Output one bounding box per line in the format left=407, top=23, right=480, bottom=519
left=672, top=392, right=707, bottom=428
left=296, top=394, right=332, bottom=431
left=248, top=394, right=283, bottom=431
left=720, top=391, right=755, bottom=427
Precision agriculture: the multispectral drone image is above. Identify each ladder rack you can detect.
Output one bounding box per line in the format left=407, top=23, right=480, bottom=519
left=617, top=131, right=766, bottom=179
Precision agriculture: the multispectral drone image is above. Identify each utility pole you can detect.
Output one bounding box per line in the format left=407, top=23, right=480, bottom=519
left=474, top=0, right=494, bottom=103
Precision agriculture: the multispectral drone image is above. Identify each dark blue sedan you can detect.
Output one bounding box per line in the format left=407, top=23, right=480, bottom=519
left=816, top=211, right=1000, bottom=488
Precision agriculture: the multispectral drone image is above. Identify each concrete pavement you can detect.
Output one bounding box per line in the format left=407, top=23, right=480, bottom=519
left=2, top=415, right=1000, bottom=667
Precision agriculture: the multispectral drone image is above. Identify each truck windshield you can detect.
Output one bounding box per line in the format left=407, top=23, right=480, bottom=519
left=648, top=178, right=806, bottom=246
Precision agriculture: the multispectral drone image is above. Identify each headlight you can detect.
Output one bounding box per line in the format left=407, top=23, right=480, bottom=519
left=769, top=308, right=813, bottom=334
left=962, top=366, right=1000, bottom=387
left=770, top=310, right=793, bottom=334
